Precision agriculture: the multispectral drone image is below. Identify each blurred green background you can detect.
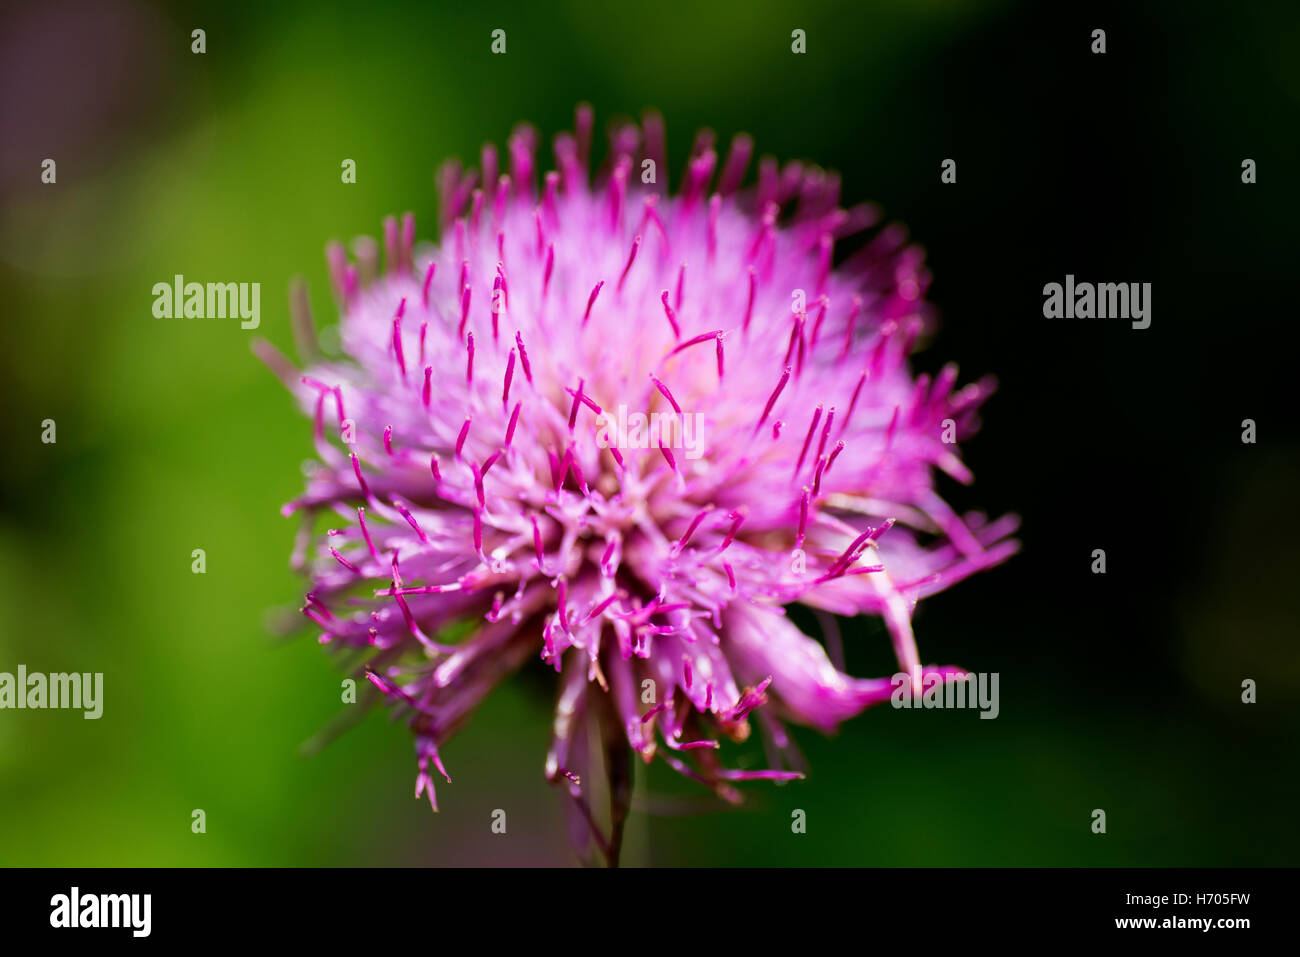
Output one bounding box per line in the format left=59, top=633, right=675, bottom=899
left=1, top=0, right=1297, bottom=866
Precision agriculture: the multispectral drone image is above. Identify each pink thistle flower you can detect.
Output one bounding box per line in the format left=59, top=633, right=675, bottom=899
left=257, top=106, right=1017, bottom=864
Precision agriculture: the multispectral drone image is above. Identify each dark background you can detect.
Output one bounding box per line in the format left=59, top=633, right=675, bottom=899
left=1, top=0, right=1296, bottom=865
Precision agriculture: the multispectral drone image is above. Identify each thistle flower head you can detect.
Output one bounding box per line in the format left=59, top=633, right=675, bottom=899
left=259, top=106, right=1016, bottom=862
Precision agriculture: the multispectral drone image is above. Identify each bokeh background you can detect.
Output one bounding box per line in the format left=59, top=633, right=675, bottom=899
left=1, top=0, right=1297, bottom=866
